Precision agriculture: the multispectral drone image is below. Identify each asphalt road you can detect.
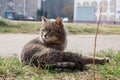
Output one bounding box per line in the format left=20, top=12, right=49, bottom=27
left=0, top=34, right=120, bottom=58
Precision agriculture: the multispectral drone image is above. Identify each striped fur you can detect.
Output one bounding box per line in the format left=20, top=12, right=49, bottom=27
left=20, top=17, right=109, bottom=70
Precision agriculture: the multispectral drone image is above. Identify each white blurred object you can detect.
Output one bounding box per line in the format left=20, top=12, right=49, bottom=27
left=62, top=17, right=69, bottom=22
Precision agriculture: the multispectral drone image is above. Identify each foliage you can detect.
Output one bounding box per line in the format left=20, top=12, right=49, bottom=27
left=0, top=19, right=40, bottom=34
left=45, top=0, right=74, bottom=20
left=99, top=50, right=120, bottom=80
left=0, top=18, right=12, bottom=26
left=36, top=9, right=43, bottom=20
left=61, top=0, right=74, bottom=21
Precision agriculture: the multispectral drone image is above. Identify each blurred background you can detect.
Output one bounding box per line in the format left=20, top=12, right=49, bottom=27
left=0, top=0, right=120, bottom=24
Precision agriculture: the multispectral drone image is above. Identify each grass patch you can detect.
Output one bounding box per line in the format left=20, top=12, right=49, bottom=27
left=0, top=50, right=120, bottom=80
left=0, top=19, right=40, bottom=34
left=0, top=19, right=120, bottom=34
left=65, top=23, right=120, bottom=35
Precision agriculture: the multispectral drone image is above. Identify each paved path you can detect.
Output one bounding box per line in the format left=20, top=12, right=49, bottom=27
left=0, top=34, right=120, bottom=58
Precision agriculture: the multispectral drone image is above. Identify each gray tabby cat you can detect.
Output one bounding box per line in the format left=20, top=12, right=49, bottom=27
left=20, top=17, right=109, bottom=70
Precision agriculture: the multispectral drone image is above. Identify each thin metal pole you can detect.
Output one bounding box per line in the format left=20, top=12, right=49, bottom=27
left=93, top=6, right=102, bottom=80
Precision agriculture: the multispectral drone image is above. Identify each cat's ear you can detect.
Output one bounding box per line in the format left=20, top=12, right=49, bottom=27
left=55, top=17, right=62, bottom=25
left=41, top=16, right=47, bottom=23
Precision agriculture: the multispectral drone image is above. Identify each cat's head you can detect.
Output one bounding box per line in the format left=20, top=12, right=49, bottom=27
left=40, top=16, right=66, bottom=43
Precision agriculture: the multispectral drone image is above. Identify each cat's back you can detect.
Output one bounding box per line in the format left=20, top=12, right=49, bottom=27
left=22, top=37, right=43, bottom=51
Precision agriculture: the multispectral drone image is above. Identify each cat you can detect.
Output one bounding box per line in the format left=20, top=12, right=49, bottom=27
left=19, top=16, right=109, bottom=70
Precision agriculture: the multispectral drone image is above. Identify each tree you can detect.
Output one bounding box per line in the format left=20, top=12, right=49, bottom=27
left=40, top=0, right=74, bottom=21
left=61, top=0, right=74, bottom=21
left=36, top=9, right=43, bottom=20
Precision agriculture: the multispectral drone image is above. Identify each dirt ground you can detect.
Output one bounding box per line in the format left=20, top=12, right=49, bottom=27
left=0, top=34, right=120, bottom=58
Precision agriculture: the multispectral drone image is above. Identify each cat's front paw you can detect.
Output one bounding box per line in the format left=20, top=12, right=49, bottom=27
left=105, top=57, right=110, bottom=63
left=101, top=57, right=110, bottom=65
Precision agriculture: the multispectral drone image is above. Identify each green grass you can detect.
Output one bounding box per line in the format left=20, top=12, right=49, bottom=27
left=0, top=19, right=120, bottom=34
left=0, top=19, right=40, bottom=34
left=0, top=50, right=120, bottom=80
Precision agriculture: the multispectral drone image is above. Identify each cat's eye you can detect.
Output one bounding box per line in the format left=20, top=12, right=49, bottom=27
left=51, top=31, right=57, bottom=33
left=41, top=29, right=45, bottom=31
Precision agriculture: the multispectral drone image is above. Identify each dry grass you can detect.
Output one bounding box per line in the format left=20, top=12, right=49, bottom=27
left=0, top=19, right=120, bottom=34
left=65, top=23, right=120, bottom=35
left=0, top=50, right=120, bottom=80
